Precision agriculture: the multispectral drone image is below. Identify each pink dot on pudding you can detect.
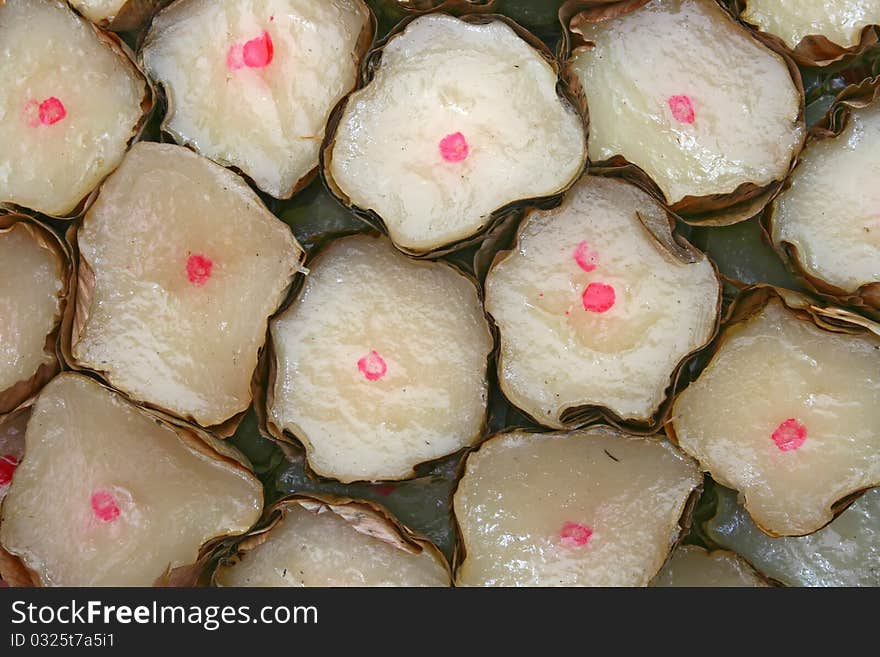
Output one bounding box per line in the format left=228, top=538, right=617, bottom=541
left=25, top=97, right=66, bottom=126
left=243, top=31, right=274, bottom=68
left=91, top=490, right=120, bottom=523
left=227, top=31, right=274, bottom=70
left=582, top=282, right=616, bottom=313
left=559, top=521, right=593, bottom=547
left=573, top=241, right=598, bottom=272
left=439, top=132, right=469, bottom=163
left=358, top=350, right=387, bottom=381
left=226, top=44, right=245, bottom=70
left=186, top=254, right=213, bottom=286
left=39, top=97, right=66, bottom=125
left=0, top=454, right=19, bottom=486
left=771, top=418, right=807, bottom=452
left=23, top=100, right=39, bottom=127
left=668, top=94, right=695, bottom=124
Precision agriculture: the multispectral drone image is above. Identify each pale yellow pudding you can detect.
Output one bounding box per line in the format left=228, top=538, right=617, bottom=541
left=328, top=13, right=587, bottom=254
left=0, top=221, right=65, bottom=411
left=454, top=427, right=702, bottom=587
left=486, top=176, right=719, bottom=428
left=216, top=499, right=450, bottom=587
left=673, top=298, right=880, bottom=536
left=652, top=545, right=768, bottom=587
left=143, top=0, right=371, bottom=198
left=742, top=0, right=880, bottom=51
left=0, top=373, right=262, bottom=587
left=71, top=142, right=303, bottom=428
left=269, top=234, right=492, bottom=482
left=772, top=103, right=880, bottom=296
left=0, top=0, right=148, bottom=216
left=568, top=0, right=802, bottom=209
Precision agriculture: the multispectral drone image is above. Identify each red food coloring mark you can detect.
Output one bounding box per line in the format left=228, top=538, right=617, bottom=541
left=244, top=31, right=274, bottom=67
left=771, top=419, right=807, bottom=452
left=0, top=455, right=19, bottom=486
left=24, top=97, right=66, bottom=127
left=559, top=521, right=593, bottom=547
left=90, top=491, right=120, bottom=523
left=38, top=97, right=66, bottom=125
left=573, top=241, right=599, bottom=272
left=358, top=350, right=387, bottom=382
left=538, top=293, right=544, bottom=298
left=270, top=15, right=275, bottom=21
left=186, top=254, right=213, bottom=286
left=226, top=45, right=245, bottom=70
left=668, top=94, right=695, bottom=124
left=565, top=310, right=570, bottom=316
left=439, top=132, right=469, bottom=163
left=373, top=484, right=396, bottom=497
left=582, top=282, right=616, bottom=313
left=23, top=100, right=40, bottom=127
left=227, top=31, right=274, bottom=70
